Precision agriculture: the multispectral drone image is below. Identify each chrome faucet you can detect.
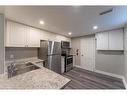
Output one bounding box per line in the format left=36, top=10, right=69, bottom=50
left=8, top=63, right=17, bottom=78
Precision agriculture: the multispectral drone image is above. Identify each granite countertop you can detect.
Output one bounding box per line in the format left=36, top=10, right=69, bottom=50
left=0, top=67, right=70, bottom=89
left=1, top=58, right=71, bottom=89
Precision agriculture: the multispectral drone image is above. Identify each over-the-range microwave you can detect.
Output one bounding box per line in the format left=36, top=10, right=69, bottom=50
left=61, top=41, right=70, bottom=49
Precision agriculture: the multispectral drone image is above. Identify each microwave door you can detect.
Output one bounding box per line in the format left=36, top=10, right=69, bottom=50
left=61, top=41, right=70, bottom=48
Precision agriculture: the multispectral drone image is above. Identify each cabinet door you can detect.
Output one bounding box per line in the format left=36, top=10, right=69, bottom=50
left=109, top=29, right=123, bottom=50
left=40, top=30, right=50, bottom=40
left=96, top=32, right=108, bottom=50
left=27, top=27, right=40, bottom=47
left=6, top=21, right=26, bottom=47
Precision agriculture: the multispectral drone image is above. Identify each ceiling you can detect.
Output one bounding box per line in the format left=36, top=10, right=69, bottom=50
left=1, top=6, right=127, bottom=37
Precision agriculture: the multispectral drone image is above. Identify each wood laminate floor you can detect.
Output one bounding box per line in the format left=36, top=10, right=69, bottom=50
left=62, top=67, right=125, bottom=89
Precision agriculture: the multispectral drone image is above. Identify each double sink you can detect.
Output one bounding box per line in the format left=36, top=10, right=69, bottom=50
left=8, top=62, right=43, bottom=78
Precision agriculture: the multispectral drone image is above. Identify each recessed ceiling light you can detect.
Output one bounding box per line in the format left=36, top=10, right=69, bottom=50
left=39, top=20, right=45, bottom=25
left=68, top=32, right=72, bottom=35
left=93, top=26, right=98, bottom=30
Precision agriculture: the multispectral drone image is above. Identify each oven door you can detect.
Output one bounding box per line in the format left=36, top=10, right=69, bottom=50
left=65, top=56, right=73, bottom=72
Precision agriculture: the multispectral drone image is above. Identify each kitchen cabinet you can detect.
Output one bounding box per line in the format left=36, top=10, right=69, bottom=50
left=27, top=27, right=40, bottom=47
left=6, top=20, right=71, bottom=47
left=6, top=21, right=27, bottom=47
left=96, top=29, right=123, bottom=50
left=6, top=21, right=40, bottom=47
left=40, top=30, right=49, bottom=40
left=109, top=29, right=123, bottom=50
left=96, top=32, right=108, bottom=50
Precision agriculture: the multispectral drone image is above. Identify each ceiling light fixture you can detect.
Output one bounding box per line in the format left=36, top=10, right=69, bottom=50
left=68, top=32, right=72, bottom=35
left=39, top=20, right=45, bottom=25
left=93, top=26, right=98, bottom=30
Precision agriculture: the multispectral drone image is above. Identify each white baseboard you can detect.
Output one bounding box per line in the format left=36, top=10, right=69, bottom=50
left=94, top=69, right=123, bottom=79
left=122, top=76, right=127, bottom=89
left=0, top=73, right=6, bottom=78
left=74, top=65, right=127, bottom=89
left=95, top=69, right=127, bottom=89
left=74, top=65, right=94, bottom=71
left=74, top=65, right=84, bottom=69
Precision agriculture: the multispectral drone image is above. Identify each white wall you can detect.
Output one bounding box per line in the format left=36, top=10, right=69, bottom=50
left=124, top=26, right=127, bottom=83
left=95, top=50, right=124, bottom=75
left=0, top=14, right=5, bottom=74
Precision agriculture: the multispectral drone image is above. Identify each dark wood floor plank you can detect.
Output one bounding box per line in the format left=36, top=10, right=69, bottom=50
left=73, top=67, right=123, bottom=82
left=69, top=70, right=123, bottom=88
left=63, top=67, right=125, bottom=89
left=64, top=71, right=118, bottom=89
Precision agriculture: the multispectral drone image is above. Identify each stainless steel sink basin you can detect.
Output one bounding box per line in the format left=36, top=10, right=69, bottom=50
left=8, top=62, right=40, bottom=78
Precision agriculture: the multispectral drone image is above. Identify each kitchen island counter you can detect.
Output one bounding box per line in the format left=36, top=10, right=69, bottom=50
left=0, top=67, right=70, bottom=89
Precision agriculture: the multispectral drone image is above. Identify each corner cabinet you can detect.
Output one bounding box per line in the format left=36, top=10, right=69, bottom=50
left=6, top=21, right=40, bottom=47
left=96, top=29, right=123, bottom=50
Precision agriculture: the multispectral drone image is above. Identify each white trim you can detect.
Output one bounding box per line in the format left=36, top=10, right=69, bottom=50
left=74, top=65, right=95, bottom=71
left=122, top=76, right=127, bottom=89
left=74, top=65, right=83, bottom=69
left=94, top=69, right=123, bottom=79
left=74, top=65, right=93, bottom=71
left=0, top=73, right=6, bottom=78
left=95, top=69, right=127, bottom=89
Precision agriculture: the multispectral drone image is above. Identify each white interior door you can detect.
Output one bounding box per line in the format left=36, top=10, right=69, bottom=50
left=80, top=36, right=95, bottom=71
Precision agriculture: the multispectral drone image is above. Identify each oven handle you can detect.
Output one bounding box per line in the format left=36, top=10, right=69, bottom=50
left=66, top=57, right=73, bottom=59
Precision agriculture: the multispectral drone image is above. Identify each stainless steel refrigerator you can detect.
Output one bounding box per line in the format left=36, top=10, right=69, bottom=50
left=38, top=40, right=61, bottom=74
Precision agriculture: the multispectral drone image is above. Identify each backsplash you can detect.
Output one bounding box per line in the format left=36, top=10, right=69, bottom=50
left=5, top=47, right=38, bottom=61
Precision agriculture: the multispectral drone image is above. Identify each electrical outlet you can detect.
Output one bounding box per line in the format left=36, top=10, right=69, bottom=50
left=10, top=54, right=14, bottom=59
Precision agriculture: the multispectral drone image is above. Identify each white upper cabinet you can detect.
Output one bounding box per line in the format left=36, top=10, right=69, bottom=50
left=109, top=29, right=123, bottom=50
left=6, top=21, right=40, bottom=47
left=96, top=29, right=123, bottom=50
left=6, top=21, right=26, bottom=47
left=6, top=20, right=71, bottom=47
left=27, top=27, right=40, bottom=47
left=96, top=32, right=108, bottom=50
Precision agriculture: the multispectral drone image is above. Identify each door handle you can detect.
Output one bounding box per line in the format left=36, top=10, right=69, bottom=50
left=81, top=54, right=84, bottom=56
